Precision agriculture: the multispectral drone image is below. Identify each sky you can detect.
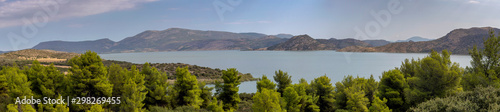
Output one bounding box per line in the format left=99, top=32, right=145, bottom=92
left=1, top=0, right=500, bottom=51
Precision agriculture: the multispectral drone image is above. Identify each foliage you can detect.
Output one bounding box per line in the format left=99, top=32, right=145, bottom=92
left=378, top=69, right=409, bottom=111
left=345, top=85, right=369, bottom=112
left=207, top=97, right=224, bottom=112
left=140, top=62, right=171, bottom=108
left=403, top=50, right=463, bottom=106
left=25, top=60, right=66, bottom=111
left=87, top=104, right=105, bottom=112
left=369, top=95, right=391, bottom=112
left=252, top=88, right=283, bottom=112
left=2, top=65, right=36, bottom=111
left=217, top=68, right=241, bottom=111
left=173, top=66, right=203, bottom=109
left=409, top=86, right=500, bottom=112
left=463, top=30, right=500, bottom=90
left=256, top=75, right=276, bottom=92
left=274, top=70, right=292, bottom=95
left=311, top=75, right=336, bottom=112
left=199, top=82, right=213, bottom=109
left=119, top=66, right=148, bottom=112
left=282, top=86, right=301, bottom=112
left=67, top=51, right=113, bottom=111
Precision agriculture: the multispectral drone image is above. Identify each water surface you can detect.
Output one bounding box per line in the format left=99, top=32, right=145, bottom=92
left=100, top=51, right=472, bottom=93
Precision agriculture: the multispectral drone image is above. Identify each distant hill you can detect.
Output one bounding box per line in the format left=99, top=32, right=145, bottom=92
left=32, top=28, right=287, bottom=53
left=339, top=27, right=500, bottom=54
left=363, top=40, right=391, bottom=47
left=272, top=34, right=294, bottom=38
left=395, top=36, right=432, bottom=42
left=267, top=35, right=372, bottom=51
left=33, top=38, right=115, bottom=53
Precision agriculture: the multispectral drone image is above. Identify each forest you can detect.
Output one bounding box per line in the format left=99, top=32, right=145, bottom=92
left=1, top=30, right=500, bottom=112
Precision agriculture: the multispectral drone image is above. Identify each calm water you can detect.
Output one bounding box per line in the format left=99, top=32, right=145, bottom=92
left=100, top=51, right=472, bottom=93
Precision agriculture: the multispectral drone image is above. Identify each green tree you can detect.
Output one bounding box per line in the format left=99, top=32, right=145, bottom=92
left=282, top=86, right=301, bottom=112
left=119, top=66, right=148, bottom=112
left=379, top=69, right=409, bottom=111
left=67, top=51, right=113, bottom=111
left=206, top=97, right=224, bottom=112
left=173, top=66, right=203, bottom=109
left=218, top=68, right=241, bottom=111
left=24, top=61, right=66, bottom=111
left=0, top=66, right=10, bottom=111
left=87, top=104, right=105, bottom=112
left=311, top=75, right=335, bottom=112
left=463, top=29, right=500, bottom=90
left=274, top=70, right=292, bottom=95
left=252, top=88, right=283, bottom=112
left=199, top=82, right=213, bottom=109
left=2, top=66, right=35, bottom=111
left=403, top=50, right=463, bottom=106
left=256, top=75, right=276, bottom=92
left=140, top=63, right=171, bottom=108
left=345, top=85, right=369, bottom=112
left=369, top=95, right=391, bottom=112
left=292, top=78, right=319, bottom=112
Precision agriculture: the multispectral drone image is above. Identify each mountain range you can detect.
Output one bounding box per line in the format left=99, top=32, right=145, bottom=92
left=339, top=27, right=500, bottom=54
left=30, top=27, right=497, bottom=54
left=33, top=28, right=290, bottom=53
left=394, top=36, right=432, bottom=42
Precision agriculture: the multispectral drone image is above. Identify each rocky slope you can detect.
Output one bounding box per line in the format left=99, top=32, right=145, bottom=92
left=339, top=27, right=500, bottom=54
left=32, top=28, right=288, bottom=53
left=267, top=35, right=372, bottom=51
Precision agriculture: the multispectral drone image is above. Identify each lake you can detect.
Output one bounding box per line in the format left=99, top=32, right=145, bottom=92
left=100, top=50, right=472, bottom=93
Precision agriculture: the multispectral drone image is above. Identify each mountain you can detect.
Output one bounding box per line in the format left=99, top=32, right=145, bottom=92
left=31, top=28, right=287, bottom=53
left=363, top=40, right=391, bottom=47
left=395, top=36, right=432, bottom=42
left=267, top=35, right=372, bottom=51
left=32, top=38, right=115, bottom=53
left=272, top=34, right=294, bottom=38
left=339, top=27, right=500, bottom=54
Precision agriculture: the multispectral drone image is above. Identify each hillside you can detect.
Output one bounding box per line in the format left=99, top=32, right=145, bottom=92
left=32, top=28, right=288, bottom=53
left=0, top=49, right=257, bottom=83
left=267, top=35, right=372, bottom=51
left=395, top=36, right=432, bottom=42
left=339, top=27, right=500, bottom=54
left=362, top=40, right=391, bottom=47
left=32, top=38, right=115, bottom=53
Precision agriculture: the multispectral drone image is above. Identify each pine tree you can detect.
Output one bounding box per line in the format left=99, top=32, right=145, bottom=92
left=345, top=85, right=369, bottom=112
left=256, top=75, right=276, bottom=92
left=282, top=86, right=301, bottom=112
left=252, top=88, right=283, bottom=112
left=0, top=67, right=9, bottom=112
left=119, top=66, right=147, bottom=112
left=379, top=69, right=408, bottom=111
left=25, top=61, right=65, bottom=111
left=173, top=66, right=202, bottom=109
left=2, top=66, right=36, bottom=111
left=218, top=68, right=241, bottom=111
left=404, top=50, right=463, bottom=106
left=274, top=70, right=292, bottom=96
left=206, top=97, right=224, bottom=112
left=311, top=75, right=336, bottom=112
left=369, top=95, right=391, bottom=112
left=293, top=78, right=319, bottom=112
left=67, top=51, right=113, bottom=111
left=140, top=63, right=170, bottom=108
left=87, top=104, right=105, bottom=112
left=199, top=82, right=213, bottom=109
left=463, top=29, right=500, bottom=90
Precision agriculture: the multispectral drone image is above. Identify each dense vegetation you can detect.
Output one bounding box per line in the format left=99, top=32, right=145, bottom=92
left=1, top=30, right=500, bottom=111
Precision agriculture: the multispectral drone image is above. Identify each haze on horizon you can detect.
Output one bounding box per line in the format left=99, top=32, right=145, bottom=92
left=0, top=0, right=499, bottom=51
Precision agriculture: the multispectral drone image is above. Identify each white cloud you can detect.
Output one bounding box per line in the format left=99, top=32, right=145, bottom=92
left=0, top=0, right=158, bottom=28
left=468, top=0, right=480, bottom=4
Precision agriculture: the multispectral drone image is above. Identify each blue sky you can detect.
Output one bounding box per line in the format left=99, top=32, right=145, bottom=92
left=1, top=0, right=499, bottom=51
